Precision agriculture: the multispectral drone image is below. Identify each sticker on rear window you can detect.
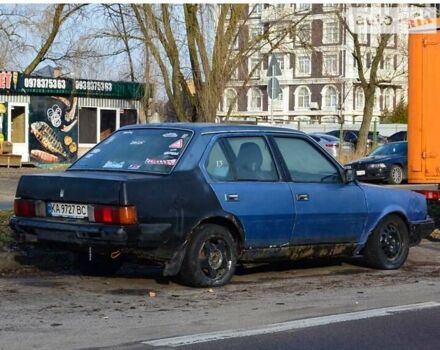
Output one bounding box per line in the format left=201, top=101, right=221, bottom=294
left=169, top=139, right=183, bottom=149
left=181, top=133, right=189, bottom=138
left=145, top=158, right=177, bottom=166
left=164, top=151, right=179, bottom=156
left=163, top=132, right=178, bottom=138
left=128, top=163, right=142, bottom=170
left=130, top=140, right=145, bottom=145
left=103, top=161, right=125, bottom=169
left=90, top=148, right=101, bottom=154
left=123, top=131, right=133, bottom=134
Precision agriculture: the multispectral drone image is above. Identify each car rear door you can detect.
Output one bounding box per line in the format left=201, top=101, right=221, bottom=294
left=272, top=135, right=368, bottom=244
left=202, top=135, right=295, bottom=248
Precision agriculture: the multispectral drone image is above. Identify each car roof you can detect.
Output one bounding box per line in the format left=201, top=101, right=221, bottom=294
left=119, top=123, right=303, bottom=135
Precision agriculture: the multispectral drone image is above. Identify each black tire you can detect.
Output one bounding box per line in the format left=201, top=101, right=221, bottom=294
left=364, top=215, right=409, bottom=269
left=179, top=224, right=237, bottom=287
left=388, top=165, right=404, bottom=184
left=77, top=252, right=123, bottom=276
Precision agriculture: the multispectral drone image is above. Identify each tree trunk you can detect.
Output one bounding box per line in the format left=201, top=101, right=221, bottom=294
left=355, top=87, right=375, bottom=157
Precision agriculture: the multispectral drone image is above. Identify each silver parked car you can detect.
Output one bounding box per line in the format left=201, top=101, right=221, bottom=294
left=309, top=133, right=354, bottom=157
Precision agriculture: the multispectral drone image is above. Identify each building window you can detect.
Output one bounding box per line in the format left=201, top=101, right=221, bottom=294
left=383, top=88, right=394, bottom=110
left=384, top=55, right=394, bottom=71
left=296, top=54, right=311, bottom=76
left=273, top=53, right=285, bottom=70
left=231, top=67, right=239, bottom=80
left=250, top=26, right=262, bottom=41
left=224, top=88, right=238, bottom=112
left=322, top=53, right=338, bottom=76
left=323, top=19, right=339, bottom=44
left=374, top=88, right=381, bottom=111
left=295, top=86, right=311, bottom=109
left=358, top=33, right=368, bottom=44
left=322, top=85, right=338, bottom=110
left=323, top=4, right=338, bottom=11
left=248, top=88, right=262, bottom=111
left=355, top=88, right=365, bottom=111
left=100, top=109, right=117, bottom=141
left=249, top=57, right=261, bottom=79
left=250, top=4, right=262, bottom=16
left=296, top=3, right=311, bottom=12
left=296, top=22, right=312, bottom=45
left=120, top=109, right=138, bottom=127
left=78, top=107, right=97, bottom=144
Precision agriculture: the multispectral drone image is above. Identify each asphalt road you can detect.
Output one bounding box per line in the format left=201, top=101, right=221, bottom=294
left=83, top=304, right=440, bottom=350
left=164, top=306, right=440, bottom=350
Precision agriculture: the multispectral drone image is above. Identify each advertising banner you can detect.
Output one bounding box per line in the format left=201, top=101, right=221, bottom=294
left=29, top=96, right=78, bottom=164
left=0, top=71, right=145, bottom=99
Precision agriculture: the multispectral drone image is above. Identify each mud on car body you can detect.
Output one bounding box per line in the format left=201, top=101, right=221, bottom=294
left=10, top=124, right=434, bottom=287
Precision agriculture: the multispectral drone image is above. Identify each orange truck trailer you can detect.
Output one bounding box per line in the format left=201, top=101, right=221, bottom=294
left=408, top=22, right=440, bottom=229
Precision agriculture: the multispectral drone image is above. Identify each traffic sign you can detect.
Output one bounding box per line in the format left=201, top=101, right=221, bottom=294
left=267, top=55, right=282, bottom=77
left=267, top=77, right=282, bottom=99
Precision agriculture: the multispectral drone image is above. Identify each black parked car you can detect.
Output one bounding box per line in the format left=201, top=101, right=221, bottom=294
left=347, top=141, right=407, bottom=184
left=326, top=130, right=387, bottom=148
left=387, top=131, right=407, bottom=143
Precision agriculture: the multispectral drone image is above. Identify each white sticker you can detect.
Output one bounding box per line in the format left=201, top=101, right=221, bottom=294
left=181, top=133, right=189, bottom=138
left=130, top=140, right=145, bottom=145
left=164, top=151, right=179, bottom=156
left=104, top=136, right=116, bottom=144
left=128, top=163, right=142, bottom=170
left=90, top=148, right=101, bottom=154
left=163, top=132, right=178, bottom=138
left=103, top=161, right=125, bottom=169
left=123, top=131, right=133, bottom=134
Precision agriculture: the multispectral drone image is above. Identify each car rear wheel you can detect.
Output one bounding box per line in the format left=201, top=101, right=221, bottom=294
left=388, top=165, right=404, bottom=184
left=179, top=224, right=237, bottom=287
left=77, top=251, right=123, bottom=276
left=364, top=215, right=409, bottom=269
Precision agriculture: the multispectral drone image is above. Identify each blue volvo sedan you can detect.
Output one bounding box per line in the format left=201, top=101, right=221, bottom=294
left=10, top=124, right=433, bottom=287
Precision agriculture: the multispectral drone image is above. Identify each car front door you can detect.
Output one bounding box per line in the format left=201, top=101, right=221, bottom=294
left=272, top=136, right=368, bottom=244
left=202, top=135, right=295, bottom=248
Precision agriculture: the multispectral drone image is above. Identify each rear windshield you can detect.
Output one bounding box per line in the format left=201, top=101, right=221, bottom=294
left=70, top=128, right=192, bottom=174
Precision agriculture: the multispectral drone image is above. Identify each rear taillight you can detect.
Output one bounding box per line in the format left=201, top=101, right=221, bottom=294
left=14, top=199, right=36, bottom=217
left=326, top=143, right=338, bottom=147
left=90, top=206, right=137, bottom=225
left=416, top=190, right=440, bottom=200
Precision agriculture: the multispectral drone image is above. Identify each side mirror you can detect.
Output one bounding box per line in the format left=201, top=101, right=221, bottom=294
left=344, top=167, right=356, bottom=183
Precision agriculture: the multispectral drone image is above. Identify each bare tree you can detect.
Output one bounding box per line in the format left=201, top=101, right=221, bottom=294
left=23, top=4, right=87, bottom=75
left=131, top=4, right=306, bottom=122
left=337, top=7, right=394, bottom=156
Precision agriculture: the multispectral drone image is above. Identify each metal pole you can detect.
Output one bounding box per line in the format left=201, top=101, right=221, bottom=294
left=271, top=63, right=275, bottom=125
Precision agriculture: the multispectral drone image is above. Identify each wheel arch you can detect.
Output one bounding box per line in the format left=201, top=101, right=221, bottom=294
left=196, top=215, right=245, bottom=255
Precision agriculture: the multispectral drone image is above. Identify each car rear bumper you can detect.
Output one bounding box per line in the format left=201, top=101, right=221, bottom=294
left=409, top=218, right=435, bottom=245
left=10, top=216, right=174, bottom=252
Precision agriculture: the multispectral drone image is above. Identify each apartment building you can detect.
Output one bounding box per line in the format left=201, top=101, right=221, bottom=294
left=218, top=4, right=407, bottom=125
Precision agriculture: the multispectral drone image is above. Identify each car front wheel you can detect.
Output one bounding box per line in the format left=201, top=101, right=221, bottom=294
left=388, top=165, right=404, bottom=184
left=179, top=224, right=237, bottom=287
left=364, top=215, right=409, bottom=270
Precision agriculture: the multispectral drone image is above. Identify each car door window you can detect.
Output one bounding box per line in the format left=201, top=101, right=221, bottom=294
left=205, top=141, right=233, bottom=181
left=274, top=137, right=341, bottom=183
left=226, top=137, right=278, bottom=181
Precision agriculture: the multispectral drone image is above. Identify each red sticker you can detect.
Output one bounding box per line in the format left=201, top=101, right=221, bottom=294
left=169, top=139, right=183, bottom=149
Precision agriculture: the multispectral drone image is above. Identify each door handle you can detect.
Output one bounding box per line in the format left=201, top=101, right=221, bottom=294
left=225, top=194, right=240, bottom=202
left=296, top=194, right=309, bottom=201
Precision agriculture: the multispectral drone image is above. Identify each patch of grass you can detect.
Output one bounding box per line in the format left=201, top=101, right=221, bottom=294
left=0, top=209, right=13, bottom=247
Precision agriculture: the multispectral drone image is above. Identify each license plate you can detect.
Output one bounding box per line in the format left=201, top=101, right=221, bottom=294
left=356, top=170, right=366, bottom=176
left=48, top=202, right=88, bottom=219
